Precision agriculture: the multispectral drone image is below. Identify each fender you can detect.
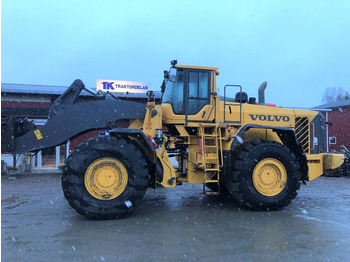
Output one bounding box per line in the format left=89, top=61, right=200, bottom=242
left=230, top=124, right=294, bottom=150
left=108, top=128, right=156, bottom=164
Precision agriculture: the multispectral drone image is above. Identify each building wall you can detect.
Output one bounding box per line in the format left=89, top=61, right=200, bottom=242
left=323, top=106, right=350, bottom=151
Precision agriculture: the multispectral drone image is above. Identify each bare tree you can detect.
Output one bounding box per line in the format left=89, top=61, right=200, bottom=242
left=322, top=87, right=350, bottom=103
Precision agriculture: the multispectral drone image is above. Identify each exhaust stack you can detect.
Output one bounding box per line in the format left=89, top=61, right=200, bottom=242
left=258, top=81, right=267, bottom=105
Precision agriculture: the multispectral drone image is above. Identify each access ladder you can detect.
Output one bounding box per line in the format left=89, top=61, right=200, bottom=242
left=199, top=124, right=223, bottom=195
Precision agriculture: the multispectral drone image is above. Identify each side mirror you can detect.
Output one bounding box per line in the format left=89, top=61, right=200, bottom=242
left=169, top=68, right=177, bottom=82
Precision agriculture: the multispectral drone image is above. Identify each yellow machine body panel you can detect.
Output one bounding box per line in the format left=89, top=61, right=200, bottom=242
left=156, top=64, right=344, bottom=188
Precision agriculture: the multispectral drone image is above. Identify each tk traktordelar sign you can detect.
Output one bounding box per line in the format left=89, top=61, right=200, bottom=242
left=96, top=80, right=151, bottom=94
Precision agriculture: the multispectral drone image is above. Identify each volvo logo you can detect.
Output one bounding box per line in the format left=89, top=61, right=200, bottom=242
left=249, top=114, right=290, bottom=122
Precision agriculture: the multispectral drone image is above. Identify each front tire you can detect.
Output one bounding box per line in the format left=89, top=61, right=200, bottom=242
left=226, top=140, right=302, bottom=211
left=62, top=136, right=149, bottom=219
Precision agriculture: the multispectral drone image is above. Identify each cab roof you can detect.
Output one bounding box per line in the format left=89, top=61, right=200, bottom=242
left=174, top=64, right=219, bottom=71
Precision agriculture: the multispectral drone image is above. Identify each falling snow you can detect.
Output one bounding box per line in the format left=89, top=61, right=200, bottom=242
left=125, top=200, right=132, bottom=208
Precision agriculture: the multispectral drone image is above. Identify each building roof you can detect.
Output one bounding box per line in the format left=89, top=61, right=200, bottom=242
left=2, top=83, right=73, bottom=95
left=313, top=100, right=350, bottom=109
left=1, top=83, right=162, bottom=99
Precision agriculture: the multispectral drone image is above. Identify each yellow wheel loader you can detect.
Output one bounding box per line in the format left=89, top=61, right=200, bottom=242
left=2, top=60, right=344, bottom=219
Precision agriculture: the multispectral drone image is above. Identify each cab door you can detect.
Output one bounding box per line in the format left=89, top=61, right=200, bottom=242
left=186, top=70, right=210, bottom=114
left=185, top=69, right=212, bottom=123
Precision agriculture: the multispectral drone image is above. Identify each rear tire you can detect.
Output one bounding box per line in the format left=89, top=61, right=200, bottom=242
left=62, top=136, right=149, bottom=219
left=226, top=140, right=302, bottom=211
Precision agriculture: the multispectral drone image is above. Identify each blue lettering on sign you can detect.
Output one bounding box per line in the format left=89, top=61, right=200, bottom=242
left=102, top=82, right=115, bottom=90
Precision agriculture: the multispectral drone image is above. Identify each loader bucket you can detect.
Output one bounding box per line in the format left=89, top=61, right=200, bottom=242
left=1, top=116, right=36, bottom=153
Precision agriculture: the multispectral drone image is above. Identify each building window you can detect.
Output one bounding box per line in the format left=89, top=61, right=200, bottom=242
left=329, top=136, right=337, bottom=145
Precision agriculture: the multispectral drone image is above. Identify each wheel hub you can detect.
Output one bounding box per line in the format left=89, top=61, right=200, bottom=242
left=84, top=157, right=128, bottom=200
left=252, top=158, right=287, bottom=196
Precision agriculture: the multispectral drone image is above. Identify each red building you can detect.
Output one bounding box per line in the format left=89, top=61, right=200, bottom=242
left=314, top=100, right=350, bottom=151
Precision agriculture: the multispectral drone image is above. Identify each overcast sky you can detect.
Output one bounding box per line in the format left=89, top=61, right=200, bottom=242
left=2, top=0, right=350, bottom=107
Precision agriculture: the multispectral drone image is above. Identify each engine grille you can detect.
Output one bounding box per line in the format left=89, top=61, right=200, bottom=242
left=295, top=117, right=310, bottom=153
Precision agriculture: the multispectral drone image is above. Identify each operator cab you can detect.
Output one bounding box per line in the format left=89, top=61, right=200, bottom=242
left=162, top=60, right=218, bottom=117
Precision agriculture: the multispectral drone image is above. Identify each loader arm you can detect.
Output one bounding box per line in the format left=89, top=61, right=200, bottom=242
left=1, top=80, right=147, bottom=154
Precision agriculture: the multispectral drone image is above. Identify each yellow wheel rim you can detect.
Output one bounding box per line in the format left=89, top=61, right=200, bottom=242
left=252, top=158, right=287, bottom=197
left=84, top=157, right=128, bottom=200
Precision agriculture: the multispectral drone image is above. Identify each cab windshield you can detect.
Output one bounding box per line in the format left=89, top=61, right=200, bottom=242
left=162, top=69, right=185, bottom=114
